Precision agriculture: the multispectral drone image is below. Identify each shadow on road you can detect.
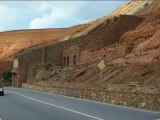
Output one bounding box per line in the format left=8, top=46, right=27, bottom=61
left=1, top=93, right=12, bottom=96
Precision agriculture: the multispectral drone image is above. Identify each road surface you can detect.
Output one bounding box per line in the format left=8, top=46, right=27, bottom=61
left=0, top=87, right=159, bottom=120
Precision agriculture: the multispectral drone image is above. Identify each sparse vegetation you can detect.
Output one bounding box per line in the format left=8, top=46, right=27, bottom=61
left=42, top=62, right=53, bottom=71
left=1, top=64, right=13, bottom=86
left=144, top=3, right=149, bottom=7
left=2, top=70, right=12, bottom=81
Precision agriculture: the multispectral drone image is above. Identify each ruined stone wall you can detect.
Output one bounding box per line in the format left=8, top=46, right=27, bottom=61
left=43, top=36, right=85, bottom=65
left=14, top=36, right=86, bottom=87
left=15, top=45, right=44, bottom=87
left=22, top=83, right=160, bottom=111
left=62, top=45, right=80, bottom=66
left=0, top=25, right=89, bottom=81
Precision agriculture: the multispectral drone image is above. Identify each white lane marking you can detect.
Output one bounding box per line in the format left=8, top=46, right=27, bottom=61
left=8, top=87, right=159, bottom=114
left=6, top=90, right=103, bottom=120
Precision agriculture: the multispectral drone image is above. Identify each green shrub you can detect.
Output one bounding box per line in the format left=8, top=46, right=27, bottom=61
left=2, top=70, right=12, bottom=81
left=43, top=62, right=53, bottom=70
left=1, top=63, right=13, bottom=86
left=144, top=3, right=148, bottom=7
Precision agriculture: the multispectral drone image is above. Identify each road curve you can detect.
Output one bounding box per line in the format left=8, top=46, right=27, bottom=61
left=0, top=87, right=159, bottom=120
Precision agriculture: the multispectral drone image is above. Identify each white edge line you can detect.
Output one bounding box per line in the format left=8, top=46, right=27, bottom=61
left=7, top=87, right=160, bottom=114
left=6, top=90, right=104, bottom=120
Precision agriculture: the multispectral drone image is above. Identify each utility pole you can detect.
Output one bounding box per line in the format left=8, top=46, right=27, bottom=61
left=100, top=69, right=102, bottom=85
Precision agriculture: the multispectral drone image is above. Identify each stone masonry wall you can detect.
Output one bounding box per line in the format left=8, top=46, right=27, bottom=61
left=22, top=83, right=160, bottom=111
left=13, top=36, right=86, bottom=87
left=44, top=36, right=84, bottom=65
left=62, top=45, right=80, bottom=66
left=13, top=45, right=44, bottom=87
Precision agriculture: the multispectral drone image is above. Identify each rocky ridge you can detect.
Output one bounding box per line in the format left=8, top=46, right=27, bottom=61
left=30, top=0, right=160, bottom=91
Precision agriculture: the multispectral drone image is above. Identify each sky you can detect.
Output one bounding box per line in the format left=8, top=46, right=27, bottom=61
left=0, top=1, right=128, bottom=32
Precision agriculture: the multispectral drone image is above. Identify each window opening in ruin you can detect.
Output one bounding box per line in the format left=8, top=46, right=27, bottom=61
left=67, top=56, right=69, bottom=66
left=73, top=55, right=77, bottom=65
left=64, top=57, right=66, bottom=66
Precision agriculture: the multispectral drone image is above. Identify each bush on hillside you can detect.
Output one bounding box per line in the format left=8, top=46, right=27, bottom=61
left=1, top=64, right=13, bottom=86
left=2, top=70, right=12, bottom=81
left=42, top=62, right=53, bottom=71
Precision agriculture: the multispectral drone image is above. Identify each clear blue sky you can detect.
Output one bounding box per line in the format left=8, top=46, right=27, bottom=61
left=0, top=1, right=128, bottom=32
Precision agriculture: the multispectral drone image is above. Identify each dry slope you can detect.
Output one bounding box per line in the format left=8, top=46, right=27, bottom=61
left=31, top=0, right=160, bottom=90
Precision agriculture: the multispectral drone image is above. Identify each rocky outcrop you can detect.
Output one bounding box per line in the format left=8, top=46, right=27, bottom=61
left=135, top=28, right=160, bottom=52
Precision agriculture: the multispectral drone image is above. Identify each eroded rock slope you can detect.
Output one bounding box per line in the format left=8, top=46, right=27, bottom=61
left=29, top=0, right=160, bottom=91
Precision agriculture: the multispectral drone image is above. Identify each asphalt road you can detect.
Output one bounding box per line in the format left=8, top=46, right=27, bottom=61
left=0, top=87, right=159, bottom=120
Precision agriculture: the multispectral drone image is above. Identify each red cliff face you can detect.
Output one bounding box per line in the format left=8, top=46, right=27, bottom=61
left=31, top=0, right=160, bottom=88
